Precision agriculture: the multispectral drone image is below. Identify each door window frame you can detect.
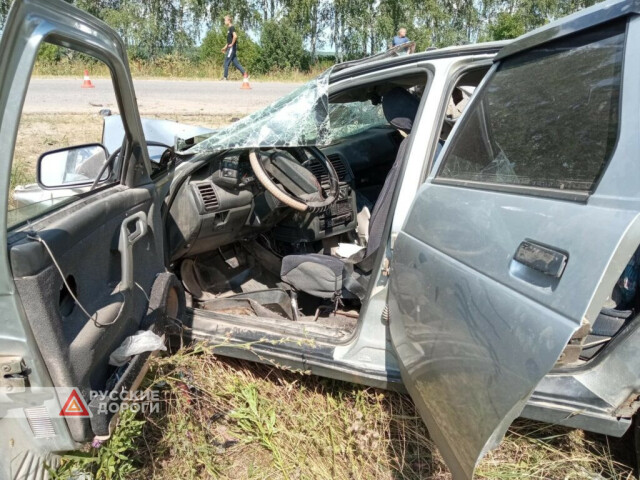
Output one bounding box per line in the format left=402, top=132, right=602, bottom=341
left=431, top=19, right=630, bottom=202
left=420, top=61, right=494, bottom=182
left=0, top=1, right=152, bottom=232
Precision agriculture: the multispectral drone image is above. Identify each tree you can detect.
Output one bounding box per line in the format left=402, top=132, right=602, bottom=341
left=257, top=20, right=309, bottom=72
left=282, top=0, right=330, bottom=61
left=0, top=0, right=12, bottom=34
left=205, top=0, right=262, bottom=31
left=330, top=0, right=381, bottom=61
left=0, top=0, right=604, bottom=73
left=489, top=12, right=526, bottom=39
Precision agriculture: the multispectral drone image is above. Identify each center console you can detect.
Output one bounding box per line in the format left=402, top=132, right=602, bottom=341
left=272, top=181, right=357, bottom=244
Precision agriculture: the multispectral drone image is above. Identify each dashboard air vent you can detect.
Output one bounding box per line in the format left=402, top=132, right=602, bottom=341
left=327, top=154, right=347, bottom=181
left=308, top=161, right=325, bottom=179
left=308, top=154, right=348, bottom=184
left=196, top=182, right=220, bottom=211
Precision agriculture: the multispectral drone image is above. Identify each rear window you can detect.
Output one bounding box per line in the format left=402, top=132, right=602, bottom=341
left=437, top=21, right=626, bottom=194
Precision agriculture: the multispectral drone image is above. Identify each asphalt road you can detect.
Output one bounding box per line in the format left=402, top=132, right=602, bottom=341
left=24, top=78, right=302, bottom=116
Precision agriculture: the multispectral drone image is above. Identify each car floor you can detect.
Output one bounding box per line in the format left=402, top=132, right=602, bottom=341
left=179, top=245, right=359, bottom=333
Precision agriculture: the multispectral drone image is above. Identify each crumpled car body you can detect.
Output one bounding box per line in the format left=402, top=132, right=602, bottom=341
left=2, top=1, right=640, bottom=480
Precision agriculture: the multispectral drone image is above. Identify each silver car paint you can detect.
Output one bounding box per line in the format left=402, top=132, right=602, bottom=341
left=0, top=0, right=154, bottom=477
left=523, top=13, right=640, bottom=436
left=181, top=55, right=499, bottom=390
left=102, top=115, right=215, bottom=155
left=11, top=115, right=215, bottom=211
left=0, top=8, right=496, bottom=476
left=333, top=55, right=496, bottom=375
left=2, top=0, right=638, bottom=478
left=388, top=12, right=640, bottom=480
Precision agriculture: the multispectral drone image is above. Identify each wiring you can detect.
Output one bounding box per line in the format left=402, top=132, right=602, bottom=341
left=27, top=232, right=119, bottom=327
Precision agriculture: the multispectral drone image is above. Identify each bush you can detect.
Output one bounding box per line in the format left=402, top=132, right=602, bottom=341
left=37, top=43, right=61, bottom=63
left=257, top=20, right=310, bottom=73
left=489, top=12, right=527, bottom=40
left=200, top=26, right=262, bottom=75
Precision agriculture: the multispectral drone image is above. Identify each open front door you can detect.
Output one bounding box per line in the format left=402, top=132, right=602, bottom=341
left=0, top=1, right=183, bottom=476
left=388, top=14, right=639, bottom=480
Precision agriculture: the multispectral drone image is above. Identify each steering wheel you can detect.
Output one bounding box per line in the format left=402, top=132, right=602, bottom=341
left=249, top=149, right=340, bottom=212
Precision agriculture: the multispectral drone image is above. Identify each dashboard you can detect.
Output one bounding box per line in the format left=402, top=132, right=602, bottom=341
left=167, top=147, right=357, bottom=260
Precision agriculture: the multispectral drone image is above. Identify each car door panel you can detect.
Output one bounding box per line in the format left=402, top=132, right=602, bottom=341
left=0, top=0, right=167, bottom=461
left=402, top=186, right=640, bottom=320
left=8, top=186, right=164, bottom=441
left=390, top=223, right=577, bottom=478
left=389, top=183, right=640, bottom=478
left=388, top=15, right=638, bottom=477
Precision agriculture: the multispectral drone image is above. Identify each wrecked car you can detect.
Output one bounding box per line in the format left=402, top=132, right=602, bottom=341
left=1, top=0, right=640, bottom=478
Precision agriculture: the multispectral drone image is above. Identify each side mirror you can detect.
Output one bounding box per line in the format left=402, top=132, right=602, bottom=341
left=37, top=143, right=109, bottom=189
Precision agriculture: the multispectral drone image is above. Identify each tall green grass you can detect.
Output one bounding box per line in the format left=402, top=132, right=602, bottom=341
left=33, top=56, right=331, bottom=82
left=51, top=342, right=637, bottom=480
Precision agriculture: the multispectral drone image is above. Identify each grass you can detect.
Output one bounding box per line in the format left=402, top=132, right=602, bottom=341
left=50, top=408, right=145, bottom=480
left=52, top=342, right=637, bottom=480
left=9, top=113, right=105, bottom=210
left=33, top=58, right=325, bottom=82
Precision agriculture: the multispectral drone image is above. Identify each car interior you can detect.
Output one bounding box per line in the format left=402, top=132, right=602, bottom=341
left=577, top=246, right=640, bottom=363
left=3, top=64, right=491, bottom=442
left=166, top=68, right=490, bottom=339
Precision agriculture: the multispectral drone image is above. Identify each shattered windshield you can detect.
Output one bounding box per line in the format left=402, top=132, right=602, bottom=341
left=181, top=69, right=332, bottom=154
left=327, top=101, right=387, bottom=142
left=179, top=66, right=391, bottom=154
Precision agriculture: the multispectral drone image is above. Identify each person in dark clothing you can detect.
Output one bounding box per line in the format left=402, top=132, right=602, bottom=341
left=221, top=15, right=247, bottom=80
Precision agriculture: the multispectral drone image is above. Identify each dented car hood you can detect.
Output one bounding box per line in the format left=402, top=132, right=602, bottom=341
left=102, top=116, right=215, bottom=157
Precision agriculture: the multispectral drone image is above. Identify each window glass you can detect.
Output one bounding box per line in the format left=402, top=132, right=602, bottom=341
left=8, top=43, right=119, bottom=228
left=438, top=21, right=626, bottom=193
left=327, top=101, right=388, bottom=143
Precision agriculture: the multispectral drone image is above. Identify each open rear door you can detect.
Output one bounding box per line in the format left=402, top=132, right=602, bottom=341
left=388, top=11, right=639, bottom=480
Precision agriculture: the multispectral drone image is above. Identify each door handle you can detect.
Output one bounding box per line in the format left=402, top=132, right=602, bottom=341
left=106, top=212, right=148, bottom=326
left=89, top=212, right=148, bottom=327
left=513, top=240, right=568, bottom=278
left=118, top=211, right=148, bottom=292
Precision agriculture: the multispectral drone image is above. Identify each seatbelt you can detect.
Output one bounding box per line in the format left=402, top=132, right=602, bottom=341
left=341, top=129, right=409, bottom=301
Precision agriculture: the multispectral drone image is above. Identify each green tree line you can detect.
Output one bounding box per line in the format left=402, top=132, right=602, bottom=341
left=0, top=0, right=599, bottom=74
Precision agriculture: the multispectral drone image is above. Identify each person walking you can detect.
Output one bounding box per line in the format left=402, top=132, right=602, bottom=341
left=392, top=28, right=410, bottom=46
left=221, top=15, right=248, bottom=81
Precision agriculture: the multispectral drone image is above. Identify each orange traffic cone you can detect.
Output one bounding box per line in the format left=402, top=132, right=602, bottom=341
left=240, top=73, right=251, bottom=90
left=81, top=70, right=95, bottom=89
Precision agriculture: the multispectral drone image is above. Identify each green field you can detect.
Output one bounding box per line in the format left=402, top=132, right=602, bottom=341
left=33, top=57, right=325, bottom=82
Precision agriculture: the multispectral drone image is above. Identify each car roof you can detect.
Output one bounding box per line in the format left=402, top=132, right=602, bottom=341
left=495, top=0, right=640, bottom=61
left=330, top=41, right=510, bottom=82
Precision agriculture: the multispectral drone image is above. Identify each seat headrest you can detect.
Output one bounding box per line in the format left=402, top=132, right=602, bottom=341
left=382, top=87, right=420, bottom=133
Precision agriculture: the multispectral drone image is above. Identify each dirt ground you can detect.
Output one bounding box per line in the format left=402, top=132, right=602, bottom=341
left=13, top=112, right=231, bottom=171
